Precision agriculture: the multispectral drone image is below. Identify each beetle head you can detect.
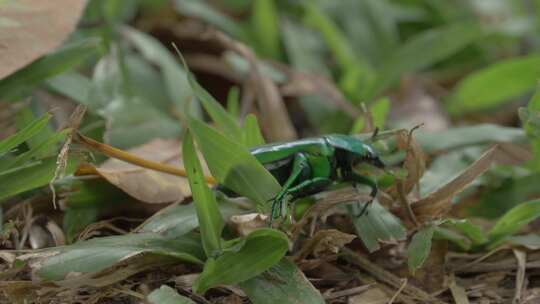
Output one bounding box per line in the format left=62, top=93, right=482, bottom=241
left=325, top=135, right=385, bottom=169
left=362, top=144, right=385, bottom=169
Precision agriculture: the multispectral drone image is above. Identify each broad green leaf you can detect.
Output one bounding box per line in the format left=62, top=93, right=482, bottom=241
left=187, top=74, right=243, bottom=140
left=87, top=50, right=181, bottom=148
left=148, top=285, right=196, bottom=304
left=444, top=219, right=488, bottom=245
left=433, top=226, right=471, bottom=251
left=140, top=202, right=242, bottom=238
left=46, top=72, right=92, bottom=106
left=240, top=258, right=325, bottom=304
left=121, top=27, right=197, bottom=116
left=173, top=0, right=248, bottom=41
left=183, top=132, right=224, bottom=257
left=188, top=117, right=281, bottom=207
left=0, top=113, right=51, bottom=156
left=407, top=225, right=435, bottom=274
left=349, top=201, right=407, bottom=252
left=415, top=124, right=526, bottom=153
left=0, top=156, right=79, bottom=202
left=251, top=0, right=281, bottom=59
left=448, top=54, right=540, bottom=115
left=368, top=22, right=482, bottom=98
left=141, top=204, right=199, bottom=237
left=33, top=233, right=205, bottom=281
left=1, top=129, right=69, bottom=171
left=0, top=38, right=101, bottom=101
left=193, top=228, right=288, bottom=293
left=243, top=114, right=266, bottom=147
left=488, top=199, right=540, bottom=244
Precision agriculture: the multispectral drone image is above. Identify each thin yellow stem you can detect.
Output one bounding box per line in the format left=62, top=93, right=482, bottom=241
left=75, top=132, right=216, bottom=184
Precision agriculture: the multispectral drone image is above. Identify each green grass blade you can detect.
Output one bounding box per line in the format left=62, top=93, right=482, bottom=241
left=251, top=0, right=281, bottom=59
left=488, top=199, right=540, bottom=244
left=0, top=156, right=80, bottom=202
left=368, top=22, right=482, bottom=98
left=188, top=116, right=281, bottom=208
left=173, top=0, right=249, bottom=42
left=243, top=114, right=266, bottom=147
left=448, top=54, right=540, bottom=115
left=183, top=131, right=224, bottom=257
left=187, top=74, right=244, bottom=140
left=193, top=228, right=288, bottom=293
left=1, top=129, right=69, bottom=171
left=0, top=113, right=51, bottom=156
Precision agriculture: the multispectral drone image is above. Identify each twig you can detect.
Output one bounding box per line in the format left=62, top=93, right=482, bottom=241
left=388, top=279, right=408, bottom=304
left=324, top=284, right=373, bottom=300
left=396, top=180, right=419, bottom=227
left=74, top=132, right=216, bottom=184
left=513, top=249, right=526, bottom=304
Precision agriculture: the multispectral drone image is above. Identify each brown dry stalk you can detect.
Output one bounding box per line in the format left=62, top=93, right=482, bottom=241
left=74, top=132, right=216, bottom=184
left=412, top=145, right=499, bottom=221
left=209, top=29, right=297, bottom=141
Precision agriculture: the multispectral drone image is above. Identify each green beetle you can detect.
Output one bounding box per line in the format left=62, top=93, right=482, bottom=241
left=223, top=134, right=385, bottom=219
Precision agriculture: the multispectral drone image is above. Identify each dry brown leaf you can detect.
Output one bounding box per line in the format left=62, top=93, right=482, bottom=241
left=295, top=229, right=355, bottom=261
left=348, top=287, right=389, bottom=304
left=396, top=127, right=426, bottom=197
left=229, top=213, right=268, bottom=237
left=87, top=139, right=209, bottom=203
left=0, top=0, right=87, bottom=79
left=412, top=145, right=499, bottom=222
left=448, top=274, right=470, bottom=304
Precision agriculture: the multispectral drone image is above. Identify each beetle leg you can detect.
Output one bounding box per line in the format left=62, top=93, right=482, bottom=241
left=271, top=153, right=311, bottom=219
left=342, top=172, right=378, bottom=216
left=285, top=177, right=332, bottom=199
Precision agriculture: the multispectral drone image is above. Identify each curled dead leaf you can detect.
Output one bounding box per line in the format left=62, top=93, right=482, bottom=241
left=294, top=229, right=355, bottom=261
left=229, top=213, right=268, bottom=237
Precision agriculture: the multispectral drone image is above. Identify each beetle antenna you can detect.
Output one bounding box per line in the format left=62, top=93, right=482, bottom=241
left=371, top=127, right=380, bottom=141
